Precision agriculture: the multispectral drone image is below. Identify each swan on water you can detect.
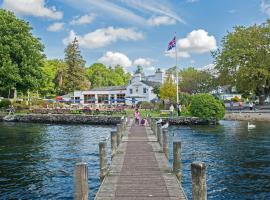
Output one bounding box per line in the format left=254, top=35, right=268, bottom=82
left=248, top=122, right=256, bottom=129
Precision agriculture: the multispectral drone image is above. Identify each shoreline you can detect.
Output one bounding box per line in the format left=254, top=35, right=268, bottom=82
left=224, top=112, right=270, bottom=122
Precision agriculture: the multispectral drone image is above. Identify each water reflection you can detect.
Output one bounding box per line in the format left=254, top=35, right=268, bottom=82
left=0, top=122, right=114, bottom=200
left=168, top=120, right=270, bottom=200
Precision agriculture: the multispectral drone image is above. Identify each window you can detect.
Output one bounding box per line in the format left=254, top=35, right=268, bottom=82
left=136, top=87, right=138, bottom=93
left=143, top=88, right=147, bottom=94
left=98, top=94, right=109, bottom=104
left=84, top=94, right=95, bottom=103
left=117, top=94, right=125, bottom=103
left=130, top=89, right=133, bottom=94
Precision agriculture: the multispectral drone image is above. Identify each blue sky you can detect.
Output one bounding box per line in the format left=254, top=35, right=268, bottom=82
left=1, top=0, right=270, bottom=74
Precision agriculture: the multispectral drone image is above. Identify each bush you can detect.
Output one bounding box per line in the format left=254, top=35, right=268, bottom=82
left=190, top=93, right=225, bottom=120
left=231, top=96, right=240, bottom=102
left=0, top=99, right=11, bottom=108
left=137, top=101, right=154, bottom=109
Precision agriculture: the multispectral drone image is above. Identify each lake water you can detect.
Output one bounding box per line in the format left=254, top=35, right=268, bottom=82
left=0, top=121, right=269, bottom=199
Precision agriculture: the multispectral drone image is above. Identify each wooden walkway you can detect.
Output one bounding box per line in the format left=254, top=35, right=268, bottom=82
left=95, top=121, right=187, bottom=200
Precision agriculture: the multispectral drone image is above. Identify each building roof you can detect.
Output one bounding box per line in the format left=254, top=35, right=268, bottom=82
left=90, top=85, right=127, bottom=91
left=141, top=80, right=161, bottom=87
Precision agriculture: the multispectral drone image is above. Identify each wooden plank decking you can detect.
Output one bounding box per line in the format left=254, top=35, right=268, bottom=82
left=95, top=121, right=187, bottom=200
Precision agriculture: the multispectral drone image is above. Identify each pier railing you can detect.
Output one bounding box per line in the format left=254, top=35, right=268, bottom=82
left=74, top=117, right=207, bottom=200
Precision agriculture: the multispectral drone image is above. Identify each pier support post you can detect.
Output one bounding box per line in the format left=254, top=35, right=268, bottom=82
left=191, top=162, right=207, bottom=200
left=173, top=141, right=182, bottom=180
left=116, top=124, right=121, bottom=146
left=111, top=131, right=117, bottom=159
left=154, top=122, right=158, bottom=136
left=74, top=162, right=88, bottom=200
left=157, top=124, right=162, bottom=145
left=99, top=142, right=107, bottom=182
left=162, top=129, right=169, bottom=159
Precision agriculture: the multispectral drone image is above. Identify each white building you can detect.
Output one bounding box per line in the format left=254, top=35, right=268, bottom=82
left=70, top=69, right=165, bottom=105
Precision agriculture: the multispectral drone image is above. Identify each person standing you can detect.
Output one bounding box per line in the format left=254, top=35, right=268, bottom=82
left=169, top=104, right=174, bottom=117
left=177, top=104, right=181, bottom=116
left=249, top=101, right=254, bottom=111
left=134, top=109, right=141, bottom=125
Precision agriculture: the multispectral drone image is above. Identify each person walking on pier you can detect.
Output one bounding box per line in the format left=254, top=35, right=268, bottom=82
left=134, top=109, right=141, bottom=125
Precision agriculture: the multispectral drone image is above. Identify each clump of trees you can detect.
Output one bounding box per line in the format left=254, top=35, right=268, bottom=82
left=213, top=20, right=270, bottom=104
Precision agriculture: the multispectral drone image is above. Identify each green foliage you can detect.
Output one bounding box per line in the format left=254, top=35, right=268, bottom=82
left=0, top=9, right=45, bottom=93
left=179, top=67, right=217, bottom=94
left=190, top=93, right=225, bottom=120
left=179, top=92, right=191, bottom=107
left=231, top=96, right=240, bottom=102
left=213, top=20, right=270, bottom=101
left=134, top=65, right=143, bottom=74
left=159, top=76, right=177, bottom=103
left=137, top=101, right=154, bottom=109
left=86, top=63, right=131, bottom=88
left=152, top=85, right=160, bottom=98
left=0, top=99, right=11, bottom=108
left=63, top=38, right=90, bottom=93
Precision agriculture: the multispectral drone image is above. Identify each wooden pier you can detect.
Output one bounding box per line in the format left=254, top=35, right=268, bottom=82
left=94, top=119, right=187, bottom=200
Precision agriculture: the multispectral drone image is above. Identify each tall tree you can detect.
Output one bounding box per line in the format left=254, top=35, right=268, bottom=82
left=86, top=63, right=131, bottom=88
left=159, top=76, right=177, bottom=103
left=63, top=38, right=90, bottom=93
left=213, top=20, right=270, bottom=103
left=179, top=67, right=216, bottom=94
left=0, top=9, right=45, bottom=95
left=134, top=65, right=143, bottom=74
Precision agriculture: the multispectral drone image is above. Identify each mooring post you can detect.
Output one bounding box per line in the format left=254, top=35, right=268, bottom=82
left=162, top=129, right=169, bottom=159
left=191, top=162, right=207, bottom=200
left=111, top=131, right=117, bottom=159
left=74, top=162, right=88, bottom=200
left=116, top=124, right=121, bottom=145
left=173, top=141, right=182, bottom=180
left=157, top=124, right=162, bottom=145
left=154, top=121, right=158, bottom=136
left=99, top=142, right=107, bottom=182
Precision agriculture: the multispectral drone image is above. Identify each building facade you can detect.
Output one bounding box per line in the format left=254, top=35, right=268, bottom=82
left=69, top=69, right=165, bottom=105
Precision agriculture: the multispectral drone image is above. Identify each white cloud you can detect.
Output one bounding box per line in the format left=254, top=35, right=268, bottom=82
left=166, top=29, right=217, bottom=59
left=70, top=14, right=95, bottom=25
left=97, top=51, right=132, bottom=68
left=187, top=0, right=199, bottom=3
left=47, top=22, right=64, bottom=32
left=133, top=58, right=155, bottom=72
left=63, top=27, right=144, bottom=48
left=2, top=0, right=63, bottom=20
left=261, top=0, right=270, bottom=16
left=147, top=16, right=176, bottom=26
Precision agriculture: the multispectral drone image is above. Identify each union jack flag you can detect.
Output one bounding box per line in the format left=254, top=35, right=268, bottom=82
left=167, top=36, right=176, bottom=51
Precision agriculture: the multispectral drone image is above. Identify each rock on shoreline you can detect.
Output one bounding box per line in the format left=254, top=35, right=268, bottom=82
left=224, top=112, right=270, bottom=122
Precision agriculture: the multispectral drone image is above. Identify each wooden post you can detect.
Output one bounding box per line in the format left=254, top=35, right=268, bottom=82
left=157, top=124, right=162, bottom=145
left=116, top=124, right=121, bottom=146
left=173, top=141, right=181, bottom=180
left=154, top=122, right=158, bottom=136
left=162, top=129, right=169, bottom=159
left=99, top=142, right=107, bottom=182
left=111, top=131, right=117, bottom=159
left=74, top=162, right=88, bottom=200
left=191, top=162, right=207, bottom=200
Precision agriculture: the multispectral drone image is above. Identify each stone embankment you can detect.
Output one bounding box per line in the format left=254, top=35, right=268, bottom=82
left=152, top=116, right=214, bottom=125
left=224, top=112, right=270, bottom=122
left=0, top=114, right=122, bottom=125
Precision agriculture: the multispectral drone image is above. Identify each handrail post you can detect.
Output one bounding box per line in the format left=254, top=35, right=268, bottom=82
left=111, top=131, right=117, bottom=159
left=173, top=141, right=182, bottom=180
left=162, top=129, right=169, bottom=159
left=116, top=124, right=121, bottom=146
left=191, top=162, right=207, bottom=200
left=157, top=124, right=162, bottom=145
left=74, top=162, right=88, bottom=200
left=99, top=142, right=107, bottom=182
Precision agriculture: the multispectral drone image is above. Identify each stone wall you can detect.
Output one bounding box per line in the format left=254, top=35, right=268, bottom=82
left=4, top=114, right=122, bottom=125
left=152, top=117, right=213, bottom=125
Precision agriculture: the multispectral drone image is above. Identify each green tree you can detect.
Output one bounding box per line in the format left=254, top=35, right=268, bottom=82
left=134, top=65, right=143, bottom=74
left=190, top=93, right=225, bottom=121
left=86, top=63, right=131, bottom=88
left=159, top=76, right=177, bottom=103
left=179, top=67, right=216, bottom=94
left=213, top=20, right=270, bottom=103
left=63, top=37, right=90, bottom=93
left=0, top=9, right=45, bottom=95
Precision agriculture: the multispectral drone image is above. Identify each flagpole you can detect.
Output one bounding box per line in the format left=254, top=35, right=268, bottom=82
left=175, top=33, right=179, bottom=105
